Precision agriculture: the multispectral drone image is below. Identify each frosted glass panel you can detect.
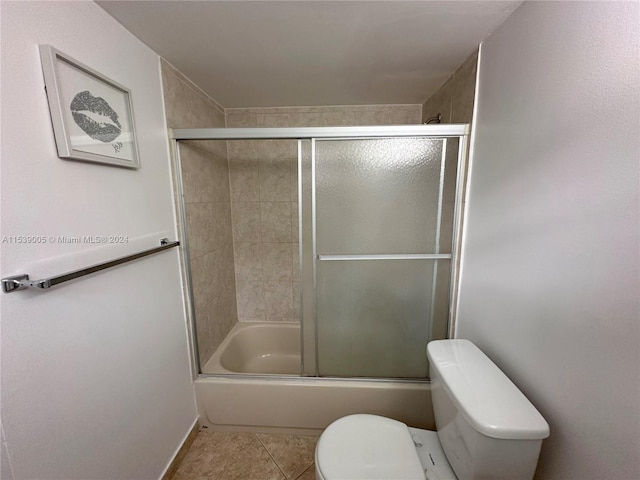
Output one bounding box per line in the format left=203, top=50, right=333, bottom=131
left=313, top=138, right=449, bottom=379
left=316, top=260, right=449, bottom=378
left=315, top=138, right=444, bottom=254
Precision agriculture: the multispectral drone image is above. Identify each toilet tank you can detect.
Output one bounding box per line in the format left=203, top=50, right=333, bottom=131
left=427, top=340, right=549, bottom=480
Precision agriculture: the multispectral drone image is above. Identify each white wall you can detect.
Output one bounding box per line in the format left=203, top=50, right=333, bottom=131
left=0, top=2, right=197, bottom=478
left=458, top=2, right=639, bottom=480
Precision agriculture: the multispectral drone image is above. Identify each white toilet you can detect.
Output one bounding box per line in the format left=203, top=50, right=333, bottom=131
left=315, top=339, right=550, bottom=480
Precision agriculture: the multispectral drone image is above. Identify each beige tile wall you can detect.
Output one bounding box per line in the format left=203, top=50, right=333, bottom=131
left=422, top=50, right=478, bottom=340
left=422, top=50, right=478, bottom=124
left=226, top=105, right=422, bottom=323
left=161, top=60, right=238, bottom=365
left=161, top=45, right=474, bottom=362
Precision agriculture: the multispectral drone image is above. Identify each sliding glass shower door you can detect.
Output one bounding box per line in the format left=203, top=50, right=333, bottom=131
left=303, top=137, right=457, bottom=379
left=171, top=125, right=466, bottom=380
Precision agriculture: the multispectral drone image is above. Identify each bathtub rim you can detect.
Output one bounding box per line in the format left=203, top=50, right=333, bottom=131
left=198, top=371, right=431, bottom=383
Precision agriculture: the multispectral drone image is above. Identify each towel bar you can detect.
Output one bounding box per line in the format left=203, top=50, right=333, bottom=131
left=2, top=238, right=179, bottom=293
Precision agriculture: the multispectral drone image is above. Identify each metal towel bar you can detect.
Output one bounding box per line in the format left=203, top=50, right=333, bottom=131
left=1, top=238, right=179, bottom=293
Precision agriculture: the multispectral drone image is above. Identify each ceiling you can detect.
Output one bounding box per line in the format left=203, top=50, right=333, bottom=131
left=98, top=1, right=521, bottom=108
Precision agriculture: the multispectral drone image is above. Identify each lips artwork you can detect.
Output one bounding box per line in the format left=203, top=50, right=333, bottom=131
left=70, top=91, right=124, bottom=153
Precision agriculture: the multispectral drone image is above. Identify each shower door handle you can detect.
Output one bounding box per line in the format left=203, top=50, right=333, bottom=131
left=316, top=254, right=452, bottom=261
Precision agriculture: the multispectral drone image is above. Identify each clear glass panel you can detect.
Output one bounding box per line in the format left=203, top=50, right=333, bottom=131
left=178, top=140, right=238, bottom=372
left=315, top=138, right=444, bottom=254
left=316, top=259, right=450, bottom=378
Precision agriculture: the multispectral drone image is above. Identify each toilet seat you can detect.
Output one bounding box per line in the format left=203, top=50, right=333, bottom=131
left=315, top=414, right=425, bottom=480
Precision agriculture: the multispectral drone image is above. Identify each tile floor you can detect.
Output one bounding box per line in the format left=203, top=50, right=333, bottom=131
left=171, top=427, right=317, bottom=480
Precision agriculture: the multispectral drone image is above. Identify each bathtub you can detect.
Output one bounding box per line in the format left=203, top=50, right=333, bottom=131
left=201, top=322, right=300, bottom=375
left=195, top=322, right=434, bottom=434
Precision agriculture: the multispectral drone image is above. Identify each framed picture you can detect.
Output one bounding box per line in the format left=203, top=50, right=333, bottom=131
left=39, top=45, right=140, bottom=168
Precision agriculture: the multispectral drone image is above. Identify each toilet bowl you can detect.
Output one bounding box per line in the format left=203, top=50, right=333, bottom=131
left=315, top=414, right=456, bottom=480
left=315, top=339, right=550, bottom=480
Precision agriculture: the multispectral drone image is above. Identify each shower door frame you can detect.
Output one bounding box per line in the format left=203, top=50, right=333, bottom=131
left=170, top=124, right=470, bottom=381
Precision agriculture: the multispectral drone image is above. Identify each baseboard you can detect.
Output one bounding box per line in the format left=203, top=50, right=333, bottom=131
left=160, top=418, right=200, bottom=480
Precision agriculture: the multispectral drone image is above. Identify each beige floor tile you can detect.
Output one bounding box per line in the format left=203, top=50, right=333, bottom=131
left=257, top=434, right=318, bottom=479
left=173, top=430, right=285, bottom=480
left=294, top=464, right=316, bottom=480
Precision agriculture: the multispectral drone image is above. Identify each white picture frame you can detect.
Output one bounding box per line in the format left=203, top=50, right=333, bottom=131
left=38, top=45, right=140, bottom=169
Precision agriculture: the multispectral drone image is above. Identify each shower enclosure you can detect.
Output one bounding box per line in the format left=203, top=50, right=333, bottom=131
left=171, top=125, right=468, bottom=386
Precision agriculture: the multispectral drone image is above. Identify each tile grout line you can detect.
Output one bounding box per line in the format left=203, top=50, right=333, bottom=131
left=293, top=463, right=316, bottom=480
left=254, top=433, right=289, bottom=480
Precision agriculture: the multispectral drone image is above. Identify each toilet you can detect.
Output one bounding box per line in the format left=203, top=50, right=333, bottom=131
left=315, top=339, right=550, bottom=480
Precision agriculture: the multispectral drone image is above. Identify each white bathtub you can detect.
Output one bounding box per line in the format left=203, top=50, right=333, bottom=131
left=196, top=322, right=434, bottom=434
left=201, top=322, right=300, bottom=375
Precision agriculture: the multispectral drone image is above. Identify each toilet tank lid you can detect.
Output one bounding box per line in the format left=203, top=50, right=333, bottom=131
left=427, top=340, right=550, bottom=440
